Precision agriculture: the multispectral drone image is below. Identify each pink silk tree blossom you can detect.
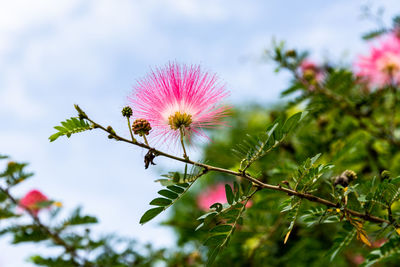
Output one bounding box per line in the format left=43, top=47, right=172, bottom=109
left=197, top=183, right=252, bottom=211
left=19, top=189, right=49, bottom=216
left=128, top=63, right=229, bottom=146
left=356, top=33, right=400, bottom=88
left=300, top=60, right=319, bottom=73
left=299, top=59, right=324, bottom=88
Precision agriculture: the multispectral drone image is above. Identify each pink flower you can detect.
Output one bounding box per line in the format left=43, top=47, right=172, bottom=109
left=197, top=183, right=252, bottom=211
left=128, top=63, right=229, bottom=145
left=300, top=60, right=318, bottom=73
left=299, top=59, right=324, bottom=88
left=356, top=33, right=400, bottom=88
left=372, top=238, right=387, bottom=248
left=19, top=189, right=49, bottom=216
left=351, top=254, right=365, bottom=265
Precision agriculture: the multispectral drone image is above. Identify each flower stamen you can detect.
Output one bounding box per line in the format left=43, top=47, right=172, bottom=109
left=168, top=112, right=193, bottom=130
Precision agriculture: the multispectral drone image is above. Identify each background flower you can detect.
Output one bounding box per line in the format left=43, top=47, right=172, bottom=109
left=356, top=33, right=400, bottom=88
left=19, top=189, right=49, bottom=216
left=197, top=183, right=252, bottom=211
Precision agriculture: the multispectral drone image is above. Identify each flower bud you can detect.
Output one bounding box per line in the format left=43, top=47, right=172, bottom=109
left=334, top=170, right=357, bottom=187
left=132, top=119, right=152, bottom=136
left=381, top=170, right=391, bottom=180
left=121, top=106, right=133, bottom=118
left=285, top=49, right=297, bottom=58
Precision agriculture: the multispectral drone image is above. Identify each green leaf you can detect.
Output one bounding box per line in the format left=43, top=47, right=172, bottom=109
left=0, top=191, right=7, bottom=202
left=225, top=184, right=234, bottom=205
left=233, top=182, right=240, bottom=202
left=62, top=207, right=98, bottom=226
left=210, top=224, right=232, bottom=233
left=30, top=255, right=76, bottom=267
left=362, top=29, right=387, bottom=40
left=149, top=198, right=172, bottom=206
left=166, top=185, right=185, bottom=194
left=282, top=111, right=306, bottom=134
left=49, top=117, right=93, bottom=142
left=283, top=199, right=302, bottom=244
left=210, top=203, right=223, bottom=212
left=0, top=209, right=17, bottom=219
left=158, top=189, right=178, bottom=199
left=204, top=234, right=227, bottom=247
left=139, top=207, right=164, bottom=224
left=143, top=166, right=202, bottom=225
left=207, top=246, right=222, bottom=267
left=328, top=225, right=357, bottom=261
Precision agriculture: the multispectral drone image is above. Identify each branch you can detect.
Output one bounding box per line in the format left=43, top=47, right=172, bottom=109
left=0, top=186, right=91, bottom=266
left=83, top=113, right=389, bottom=225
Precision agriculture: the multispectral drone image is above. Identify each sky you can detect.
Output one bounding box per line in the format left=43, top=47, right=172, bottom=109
left=1, top=0, right=400, bottom=266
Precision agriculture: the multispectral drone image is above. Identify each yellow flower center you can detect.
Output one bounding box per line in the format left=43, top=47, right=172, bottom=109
left=378, top=53, right=400, bottom=76
left=168, top=112, right=193, bottom=130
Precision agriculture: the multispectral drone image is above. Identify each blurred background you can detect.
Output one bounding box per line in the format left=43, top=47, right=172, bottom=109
left=1, top=0, right=400, bottom=266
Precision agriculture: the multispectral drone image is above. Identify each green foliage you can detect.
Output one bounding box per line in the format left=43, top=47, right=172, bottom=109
left=0, top=161, right=33, bottom=185
left=291, top=154, right=334, bottom=192
left=2, top=225, right=49, bottom=244
left=362, top=237, right=400, bottom=267
left=300, top=207, right=339, bottom=227
left=140, top=165, right=204, bottom=224
left=155, top=164, right=202, bottom=186
left=233, top=111, right=307, bottom=171
left=49, top=117, right=93, bottom=142
left=282, top=197, right=302, bottom=244
left=196, top=182, right=254, bottom=266
left=0, top=158, right=169, bottom=266
left=362, top=28, right=387, bottom=40
left=30, top=256, right=76, bottom=267
left=60, top=207, right=98, bottom=227
left=328, top=223, right=357, bottom=261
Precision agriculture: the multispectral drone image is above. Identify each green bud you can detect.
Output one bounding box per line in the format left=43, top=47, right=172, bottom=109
left=121, top=106, right=133, bottom=118
left=381, top=170, right=391, bottom=180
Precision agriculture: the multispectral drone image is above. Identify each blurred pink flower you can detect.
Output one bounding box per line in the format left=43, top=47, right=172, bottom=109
left=352, top=254, right=365, bottom=265
left=372, top=238, right=387, bottom=248
left=299, top=59, right=324, bottom=87
left=19, top=189, right=49, bottom=216
left=300, top=60, right=318, bottom=73
left=197, top=183, right=252, bottom=211
left=128, top=63, right=229, bottom=145
left=356, top=33, right=400, bottom=88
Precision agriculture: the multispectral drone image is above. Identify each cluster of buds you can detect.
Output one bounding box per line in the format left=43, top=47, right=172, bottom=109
left=121, top=106, right=133, bottom=118
left=334, top=170, right=357, bottom=187
left=132, top=119, right=152, bottom=136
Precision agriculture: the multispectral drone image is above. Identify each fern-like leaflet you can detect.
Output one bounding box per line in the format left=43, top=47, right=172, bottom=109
left=140, top=164, right=206, bottom=224
left=49, top=117, right=93, bottom=142
left=233, top=111, right=307, bottom=172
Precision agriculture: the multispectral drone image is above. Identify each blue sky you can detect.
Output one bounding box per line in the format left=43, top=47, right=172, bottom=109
left=1, top=0, right=400, bottom=266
